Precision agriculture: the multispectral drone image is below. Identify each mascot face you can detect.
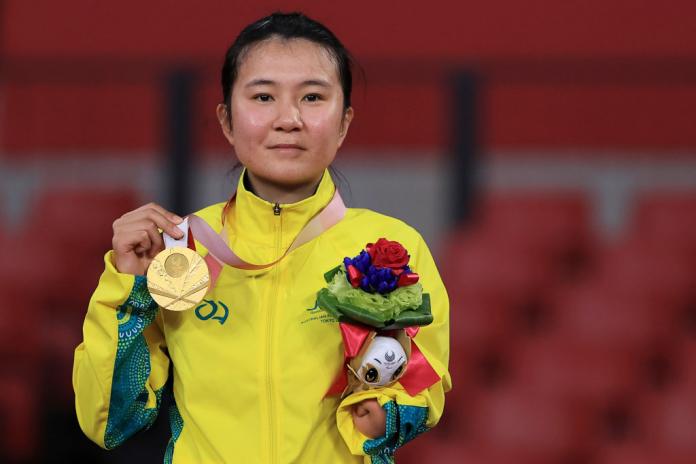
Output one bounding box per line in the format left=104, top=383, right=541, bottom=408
left=357, top=336, right=407, bottom=387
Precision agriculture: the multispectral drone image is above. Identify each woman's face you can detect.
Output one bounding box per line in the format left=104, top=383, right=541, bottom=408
left=217, top=37, right=353, bottom=189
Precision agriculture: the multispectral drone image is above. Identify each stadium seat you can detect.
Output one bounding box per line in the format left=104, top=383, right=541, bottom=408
left=596, top=444, right=696, bottom=464
left=637, top=387, right=696, bottom=454
left=592, top=237, right=695, bottom=315
left=463, top=386, right=598, bottom=458
left=630, top=192, right=696, bottom=256
left=0, top=372, right=39, bottom=463
left=546, top=281, right=675, bottom=352
left=22, top=187, right=138, bottom=252
left=508, top=335, right=644, bottom=404
left=470, top=191, right=594, bottom=273
left=440, top=231, right=555, bottom=312
left=0, top=280, right=42, bottom=364
left=17, top=188, right=138, bottom=307
left=671, top=339, right=696, bottom=389
left=398, top=439, right=562, bottom=464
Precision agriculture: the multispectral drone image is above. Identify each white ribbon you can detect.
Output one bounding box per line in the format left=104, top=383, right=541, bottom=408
left=163, top=217, right=189, bottom=249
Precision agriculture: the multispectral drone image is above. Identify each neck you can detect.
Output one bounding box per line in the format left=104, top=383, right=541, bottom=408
left=244, top=171, right=323, bottom=205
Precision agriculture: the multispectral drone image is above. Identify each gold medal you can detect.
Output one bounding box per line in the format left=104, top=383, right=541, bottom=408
left=147, top=247, right=210, bottom=311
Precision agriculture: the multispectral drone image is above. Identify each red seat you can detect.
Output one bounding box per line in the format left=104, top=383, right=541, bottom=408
left=398, top=440, right=562, bottom=464
left=22, top=188, right=139, bottom=256
left=13, top=188, right=139, bottom=312
left=597, top=444, right=696, bottom=464
left=637, top=387, right=696, bottom=454
left=508, top=335, right=644, bottom=404
left=449, top=290, right=512, bottom=351
left=546, top=281, right=675, bottom=352
left=471, top=191, right=594, bottom=270
left=0, top=373, right=39, bottom=462
left=593, top=237, right=696, bottom=313
left=464, top=386, right=597, bottom=458
left=672, top=339, right=696, bottom=389
left=631, top=192, right=696, bottom=256
left=0, top=282, right=42, bottom=364
left=440, top=231, right=555, bottom=311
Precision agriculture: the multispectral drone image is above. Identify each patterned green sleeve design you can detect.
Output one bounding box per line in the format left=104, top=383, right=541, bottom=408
left=104, top=275, right=164, bottom=449
left=164, top=400, right=185, bottom=464
left=363, top=402, right=430, bottom=464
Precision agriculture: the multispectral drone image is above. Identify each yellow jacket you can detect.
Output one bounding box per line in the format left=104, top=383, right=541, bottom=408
left=73, top=169, right=451, bottom=463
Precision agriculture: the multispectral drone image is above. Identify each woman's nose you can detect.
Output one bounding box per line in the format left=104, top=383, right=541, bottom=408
left=272, top=102, right=303, bottom=131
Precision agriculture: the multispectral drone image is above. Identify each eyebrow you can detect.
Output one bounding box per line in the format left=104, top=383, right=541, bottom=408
left=244, top=78, right=332, bottom=88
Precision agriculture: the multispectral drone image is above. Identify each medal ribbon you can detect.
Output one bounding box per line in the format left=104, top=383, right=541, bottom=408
left=187, top=189, right=346, bottom=287
left=163, top=217, right=189, bottom=249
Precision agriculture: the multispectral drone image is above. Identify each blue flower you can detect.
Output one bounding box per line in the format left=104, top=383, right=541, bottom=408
left=343, top=249, right=402, bottom=294
left=365, top=266, right=398, bottom=294
left=353, top=251, right=372, bottom=273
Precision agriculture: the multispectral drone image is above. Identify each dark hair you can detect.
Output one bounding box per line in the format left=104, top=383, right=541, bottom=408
left=221, top=12, right=354, bottom=116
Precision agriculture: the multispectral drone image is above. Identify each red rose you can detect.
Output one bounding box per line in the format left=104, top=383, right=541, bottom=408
left=367, top=238, right=410, bottom=269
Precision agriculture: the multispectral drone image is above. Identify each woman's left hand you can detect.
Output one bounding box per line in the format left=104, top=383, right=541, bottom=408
left=351, top=399, right=386, bottom=438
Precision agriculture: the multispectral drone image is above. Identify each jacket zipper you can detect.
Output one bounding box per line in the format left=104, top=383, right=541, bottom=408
left=266, top=201, right=282, bottom=463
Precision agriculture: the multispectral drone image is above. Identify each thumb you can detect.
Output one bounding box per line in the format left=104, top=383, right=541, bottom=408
left=353, top=402, right=369, bottom=417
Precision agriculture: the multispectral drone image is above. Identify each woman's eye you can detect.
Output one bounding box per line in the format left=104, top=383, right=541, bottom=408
left=303, top=93, right=322, bottom=102
left=254, top=94, right=273, bottom=102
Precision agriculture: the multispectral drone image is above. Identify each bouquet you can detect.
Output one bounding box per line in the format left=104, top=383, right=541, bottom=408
left=316, top=238, right=433, bottom=329
left=318, top=238, right=439, bottom=397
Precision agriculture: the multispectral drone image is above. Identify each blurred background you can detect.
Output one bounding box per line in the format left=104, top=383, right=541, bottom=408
left=1, top=1, right=696, bottom=463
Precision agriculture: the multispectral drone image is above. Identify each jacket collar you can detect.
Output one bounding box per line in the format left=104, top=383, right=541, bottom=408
left=226, top=168, right=336, bottom=252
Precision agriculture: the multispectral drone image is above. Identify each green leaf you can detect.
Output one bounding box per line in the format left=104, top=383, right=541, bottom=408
left=316, top=289, right=435, bottom=330
left=334, top=301, right=389, bottom=328
left=388, top=294, right=433, bottom=329
left=323, top=265, right=343, bottom=284
left=316, top=288, right=343, bottom=321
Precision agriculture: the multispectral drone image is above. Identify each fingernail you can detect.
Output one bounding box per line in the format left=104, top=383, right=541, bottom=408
left=172, top=215, right=183, bottom=223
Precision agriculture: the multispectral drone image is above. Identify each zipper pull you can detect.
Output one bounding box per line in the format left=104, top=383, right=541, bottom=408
left=273, top=202, right=281, bottom=216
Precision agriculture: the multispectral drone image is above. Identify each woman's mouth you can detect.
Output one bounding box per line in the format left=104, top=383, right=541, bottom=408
left=269, top=143, right=304, bottom=149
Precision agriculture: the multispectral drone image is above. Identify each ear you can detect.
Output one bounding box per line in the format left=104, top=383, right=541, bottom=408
left=337, top=107, right=354, bottom=149
left=216, top=103, right=234, bottom=145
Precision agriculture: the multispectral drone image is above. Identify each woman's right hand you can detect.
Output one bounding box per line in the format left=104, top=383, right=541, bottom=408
left=112, top=202, right=185, bottom=276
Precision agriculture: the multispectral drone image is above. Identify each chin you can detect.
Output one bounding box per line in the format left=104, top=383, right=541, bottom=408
left=248, top=158, right=330, bottom=187
left=250, top=165, right=326, bottom=189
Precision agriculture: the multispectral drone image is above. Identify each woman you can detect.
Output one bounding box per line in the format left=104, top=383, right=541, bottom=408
left=73, top=12, right=450, bottom=463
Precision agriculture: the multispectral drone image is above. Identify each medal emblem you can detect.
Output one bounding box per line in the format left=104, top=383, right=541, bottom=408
left=147, top=247, right=210, bottom=311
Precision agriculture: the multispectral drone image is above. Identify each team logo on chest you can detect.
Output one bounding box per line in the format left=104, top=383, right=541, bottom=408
left=194, top=299, right=230, bottom=325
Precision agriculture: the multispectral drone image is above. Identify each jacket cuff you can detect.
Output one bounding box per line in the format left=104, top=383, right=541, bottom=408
left=336, top=385, right=429, bottom=462
left=100, top=250, right=157, bottom=312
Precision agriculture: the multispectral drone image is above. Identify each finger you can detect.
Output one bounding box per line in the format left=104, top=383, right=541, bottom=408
left=117, top=219, right=165, bottom=252
left=353, top=404, right=369, bottom=417
left=129, top=202, right=183, bottom=224
left=121, top=210, right=184, bottom=240
left=362, top=400, right=382, bottom=414
left=113, top=230, right=152, bottom=255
